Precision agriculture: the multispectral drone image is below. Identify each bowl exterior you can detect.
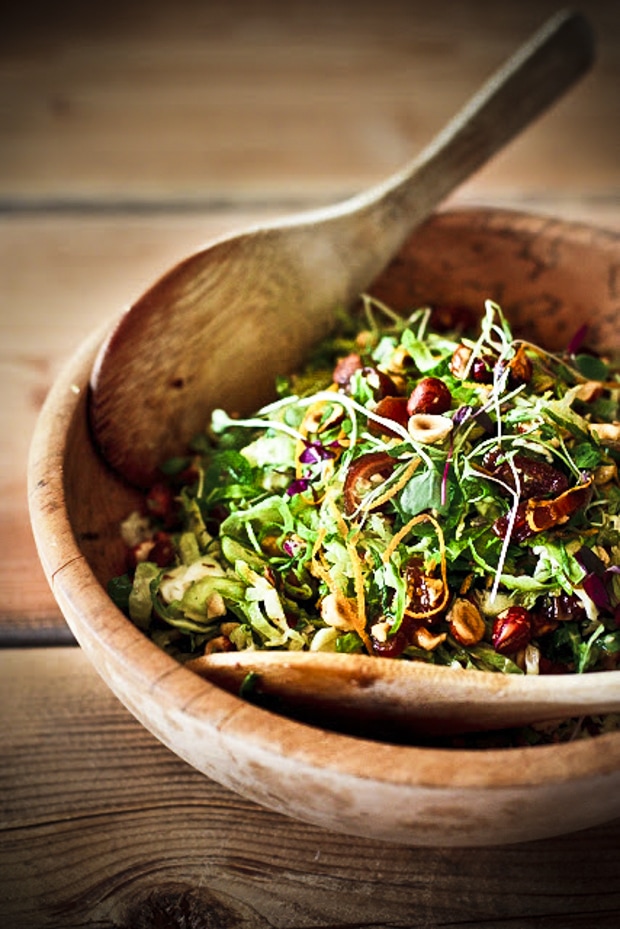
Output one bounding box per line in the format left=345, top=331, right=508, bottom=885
left=28, top=208, right=620, bottom=846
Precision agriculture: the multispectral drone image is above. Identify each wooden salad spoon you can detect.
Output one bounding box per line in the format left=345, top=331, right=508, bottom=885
left=187, top=650, right=620, bottom=737
left=90, top=10, right=595, bottom=489
left=87, top=11, right=614, bottom=738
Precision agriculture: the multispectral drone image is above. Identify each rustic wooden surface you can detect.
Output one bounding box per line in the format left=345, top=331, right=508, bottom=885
left=1, top=1, right=619, bottom=925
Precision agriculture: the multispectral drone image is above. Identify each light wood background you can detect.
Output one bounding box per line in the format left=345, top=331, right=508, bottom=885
left=1, top=1, right=619, bottom=925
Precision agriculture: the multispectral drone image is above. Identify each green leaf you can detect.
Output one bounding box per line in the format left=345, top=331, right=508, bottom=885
left=400, top=330, right=443, bottom=372
left=336, top=632, right=364, bottom=653
left=398, top=466, right=443, bottom=517
left=375, top=558, right=408, bottom=631
left=220, top=535, right=265, bottom=571
left=107, top=573, right=133, bottom=613
left=204, top=450, right=255, bottom=489
left=577, top=623, right=606, bottom=673
left=128, top=562, right=161, bottom=629
left=544, top=403, right=592, bottom=443
left=601, top=630, right=620, bottom=655
left=178, top=531, right=201, bottom=566
left=573, top=354, right=610, bottom=381
left=179, top=492, right=211, bottom=551
left=571, top=442, right=603, bottom=470
left=180, top=574, right=246, bottom=621
left=468, top=644, right=524, bottom=674
left=530, top=538, right=585, bottom=591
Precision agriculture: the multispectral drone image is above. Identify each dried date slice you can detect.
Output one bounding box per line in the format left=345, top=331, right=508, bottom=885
left=492, top=501, right=533, bottom=543
left=405, top=558, right=446, bottom=620
left=343, top=451, right=396, bottom=514
left=371, top=621, right=409, bottom=658
left=483, top=451, right=569, bottom=499
left=531, top=592, right=587, bottom=637
left=493, top=477, right=594, bottom=541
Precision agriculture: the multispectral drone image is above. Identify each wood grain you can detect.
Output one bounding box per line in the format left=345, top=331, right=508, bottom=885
left=2, top=648, right=619, bottom=929
left=1, top=0, right=619, bottom=207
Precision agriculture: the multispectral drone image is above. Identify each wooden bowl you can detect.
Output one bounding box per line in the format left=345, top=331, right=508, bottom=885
left=28, top=208, right=620, bottom=847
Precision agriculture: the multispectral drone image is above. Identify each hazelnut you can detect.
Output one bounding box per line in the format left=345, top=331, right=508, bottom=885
left=320, top=592, right=358, bottom=631
left=590, top=422, right=620, bottom=450
left=362, top=366, right=399, bottom=400
left=572, top=381, right=604, bottom=403
left=369, top=619, right=391, bottom=643
left=410, top=627, right=447, bottom=651
left=387, top=345, right=414, bottom=373
left=369, top=396, right=410, bottom=436
left=449, top=343, right=473, bottom=379
left=333, top=353, right=363, bottom=388
left=408, top=414, right=453, bottom=445
left=471, top=354, right=497, bottom=384
left=407, top=377, right=452, bottom=415
left=593, top=463, right=618, bottom=485
left=204, top=634, right=234, bottom=655
left=447, top=598, right=486, bottom=646
left=205, top=592, right=227, bottom=619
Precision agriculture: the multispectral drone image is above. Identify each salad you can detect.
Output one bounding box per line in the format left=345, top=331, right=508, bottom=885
left=109, top=299, right=620, bottom=687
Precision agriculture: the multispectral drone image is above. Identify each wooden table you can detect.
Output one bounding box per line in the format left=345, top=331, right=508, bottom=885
left=2, top=2, right=619, bottom=925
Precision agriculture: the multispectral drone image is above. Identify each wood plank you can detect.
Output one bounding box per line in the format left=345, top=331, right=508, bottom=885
left=1, top=647, right=619, bottom=928
left=2, top=0, right=619, bottom=206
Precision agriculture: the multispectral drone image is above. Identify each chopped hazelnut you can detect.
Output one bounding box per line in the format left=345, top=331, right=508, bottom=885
left=320, top=592, right=358, bottom=631
left=410, top=627, right=447, bottom=651
left=590, top=422, right=620, bottom=449
left=408, top=413, right=453, bottom=445
left=447, top=598, right=486, bottom=646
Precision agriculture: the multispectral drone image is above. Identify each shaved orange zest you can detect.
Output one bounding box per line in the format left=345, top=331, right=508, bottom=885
left=328, top=494, right=372, bottom=651
left=326, top=491, right=352, bottom=542
left=346, top=538, right=373, bottom=653
left=363, top=455, right=421, bottom=512
left=311, top=526, right=327, bottom=561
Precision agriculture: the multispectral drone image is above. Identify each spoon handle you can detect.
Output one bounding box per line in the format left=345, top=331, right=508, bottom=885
left=88, top=10, right=596, bottom=488
left=326, top=9, right=595, bottom=295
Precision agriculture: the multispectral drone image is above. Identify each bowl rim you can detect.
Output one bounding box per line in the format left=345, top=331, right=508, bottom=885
left=28, top=206, right=620, bottom=795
